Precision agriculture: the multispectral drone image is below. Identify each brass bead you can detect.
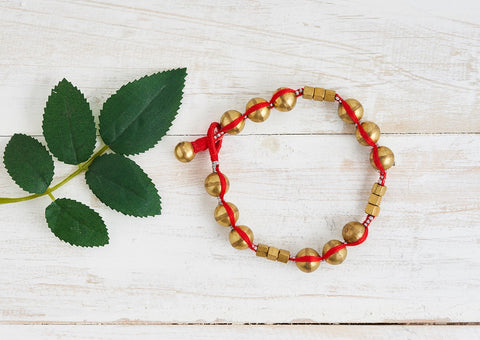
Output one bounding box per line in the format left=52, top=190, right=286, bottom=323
left=277, top=249, right=290, bottom=263
left=295, top=248, right=320, bottom=273
left=256, top=243, right=269, bottom=257
left=342, top=221, right=366, bottom=244
left=313, top=87, right=325, bottom=101
left=338, top=98, right=364, bottom=124
left=324, top=89, right=336, bottom=102
left=372, top=183, right=387, bottom=196
left=368, top=193, right=382, bottom=206
left=302, top=86, right=314, bottom=100
left=322, top=240, right=347, bottom=265
left=214, top=202, right=239, bottom=227
left=355, top=121, right=380, bottom=146
left=370, top=146, right=395, bottom=170
left=267, top=246, right=280, bottom=261
left=246, top=97, right=270, bottom=122
left=174, top=141, right=195, bottom=163
left=204, top=172, right=229, bottom=197
left=365, top=203, right=380, bottom=216
left=273, top=87, right=297, bottom=112
left=229, top=225, right=253, bottom=250
left=220, top=110, right=245, bottom=135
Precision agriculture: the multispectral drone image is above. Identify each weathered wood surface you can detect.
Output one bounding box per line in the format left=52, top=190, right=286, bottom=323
left=0, top=0, right=479, bottom=337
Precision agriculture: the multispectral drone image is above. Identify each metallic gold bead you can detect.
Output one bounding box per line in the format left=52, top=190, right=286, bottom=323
left=322, top=240, right=347, bottom=265
left=365, top=203, right=380, bottom=216
left=342, top=221, right=366, bottom=244
left=338, top=98, right=364, bottom=124
left=229, top=225, right=253, bottom=250
left=368, top=193, right=382, bottom=206
left=295, top=248, right=320, bottom=273
left=267, top=246, right=280, bottom=261
left=324, top=89, right=336, bottom=102
left=204, top=172, right=229, bottom=197
left=302, top=86, right=314, bottom=100
left=256, top=243, right=269, bottom=257
left=174, top=141, right=195, bottom=163
left=246, top=97, right=270, bottom=122
left=220, top=110, right=245, bottom=135
left=214, top=202, right=239, bottom=227
left=355, top=121, right=380, bottom=146
left=313, top=87, right=325, bottom=101
left=370, top=146, right=395, bottom=170
left=372, top=183, right=387, bottom=196
left=273, top=87, right=297, bottom=112
left=277, top=249, right=290, bottom=263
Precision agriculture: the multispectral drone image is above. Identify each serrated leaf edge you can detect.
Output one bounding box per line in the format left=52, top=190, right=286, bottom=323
left=3, top=133, right=54, bottom=194
left=99, top=68, right=187, bottom=156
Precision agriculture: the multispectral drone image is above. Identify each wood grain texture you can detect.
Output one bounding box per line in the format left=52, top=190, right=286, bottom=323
left=0, top=0, right=479, bottom=336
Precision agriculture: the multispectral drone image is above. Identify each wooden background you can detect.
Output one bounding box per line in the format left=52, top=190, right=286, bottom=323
left=0, top=0, right=479, bottom=338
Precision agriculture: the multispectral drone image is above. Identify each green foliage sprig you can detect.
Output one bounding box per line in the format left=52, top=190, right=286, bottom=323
left=1, top=68, right=186, bottom=247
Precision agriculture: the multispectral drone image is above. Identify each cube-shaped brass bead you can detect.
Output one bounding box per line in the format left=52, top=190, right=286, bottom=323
left=372, top=183, right=387, bottom=196
left=256, top=244, right=268, bottom=257
left=277, top=249, right=290, bottom=263
left=313, top=87, right=325, bottom=101
left=368, top=193, right=382, bottom=206
left=303, top=86, right=314, bottom=100
left=365, top=203, right=380, bottom=216
left=324, top=89, right=336, bottom=102
left=267, top=246, right=280, bottom=261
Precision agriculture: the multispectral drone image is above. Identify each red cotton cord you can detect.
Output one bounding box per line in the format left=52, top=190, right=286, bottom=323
left=190, top=87, right=386, bottom=264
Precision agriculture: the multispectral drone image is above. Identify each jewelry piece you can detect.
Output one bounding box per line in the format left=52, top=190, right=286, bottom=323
left=174, top=86, right=394, bottom=273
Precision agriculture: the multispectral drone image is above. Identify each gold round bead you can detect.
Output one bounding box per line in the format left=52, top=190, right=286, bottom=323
left=370, top=146, right=395, bottom=170
left=229, top=225, right=254, bottom=250
left=295, top=248, right=320, bottom=273
left=174, top=141, right=195, bottom=163
left=246, top=97, right=270, bottom=122
left=214, top=202, right=239, bottom=227
left=322, top=240, right=347, bottom=265
left=273, top=87, right=297, bottom=112
left=220, top=110, right=245, bottom=135
left=342, top=221, right=366, bottom=243
left=204, top=172, right=229, bottom=197
left=338, top=98, right=364, bottom=124
left=355, top=121, right=380, bottom=146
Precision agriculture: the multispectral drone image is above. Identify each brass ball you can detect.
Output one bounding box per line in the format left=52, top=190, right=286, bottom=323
left=174, top=141, right=195, bottom=163
left=342, top=221, right=366, bottom=243
left=246, top=97, right=271, bottom=122
left=214, top=202, right=239, bottom=227
left=370, top=146, right=395, bottom=170
left=229, top=225, right=254, bottom=250
left=295, top=248, right=320, bottom=273
left=338, top=98, right=364, bottom=124
left=204, top=172, right=230, bottom=197
left=322, top=240, right=347, bottom=265
left=355, top=121, right=380, bottom=146
left=220, top=110, right=245, bottom=135
left=273, top=87, right=297, bottom=112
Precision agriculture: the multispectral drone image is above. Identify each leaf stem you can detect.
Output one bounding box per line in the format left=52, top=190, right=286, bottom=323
left=0, top=145, right=109, bottom=205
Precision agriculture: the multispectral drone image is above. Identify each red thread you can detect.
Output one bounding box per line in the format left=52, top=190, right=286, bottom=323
left=188, top=88, right=386, bottom=264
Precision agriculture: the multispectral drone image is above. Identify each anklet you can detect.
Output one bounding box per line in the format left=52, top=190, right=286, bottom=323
left=175, top=86, right=394, bottom=273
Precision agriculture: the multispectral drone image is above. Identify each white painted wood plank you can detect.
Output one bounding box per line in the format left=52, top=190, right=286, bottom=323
left=0, top=0, right=479, bottom=136
left=0, top=134, right=478, bottom=323
left=0, top=325, right=479, bottom=339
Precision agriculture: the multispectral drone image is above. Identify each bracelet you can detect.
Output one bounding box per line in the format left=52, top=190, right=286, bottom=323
left=174, top=86, right=394, bottom=273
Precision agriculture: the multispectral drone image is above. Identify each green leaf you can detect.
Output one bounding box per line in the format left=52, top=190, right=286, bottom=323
left=45, top=198, right=109, bottom=247
left=43, top=79, right=96, bottom=165
left=3, top=133, right=54, bottom=194
left=99, top=68, right=186, bottom=155
left=85, top=153, right=161, bottom=217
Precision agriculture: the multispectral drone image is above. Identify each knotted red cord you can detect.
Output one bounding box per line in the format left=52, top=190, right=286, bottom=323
left=189, top=87, right=386, bottom=263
